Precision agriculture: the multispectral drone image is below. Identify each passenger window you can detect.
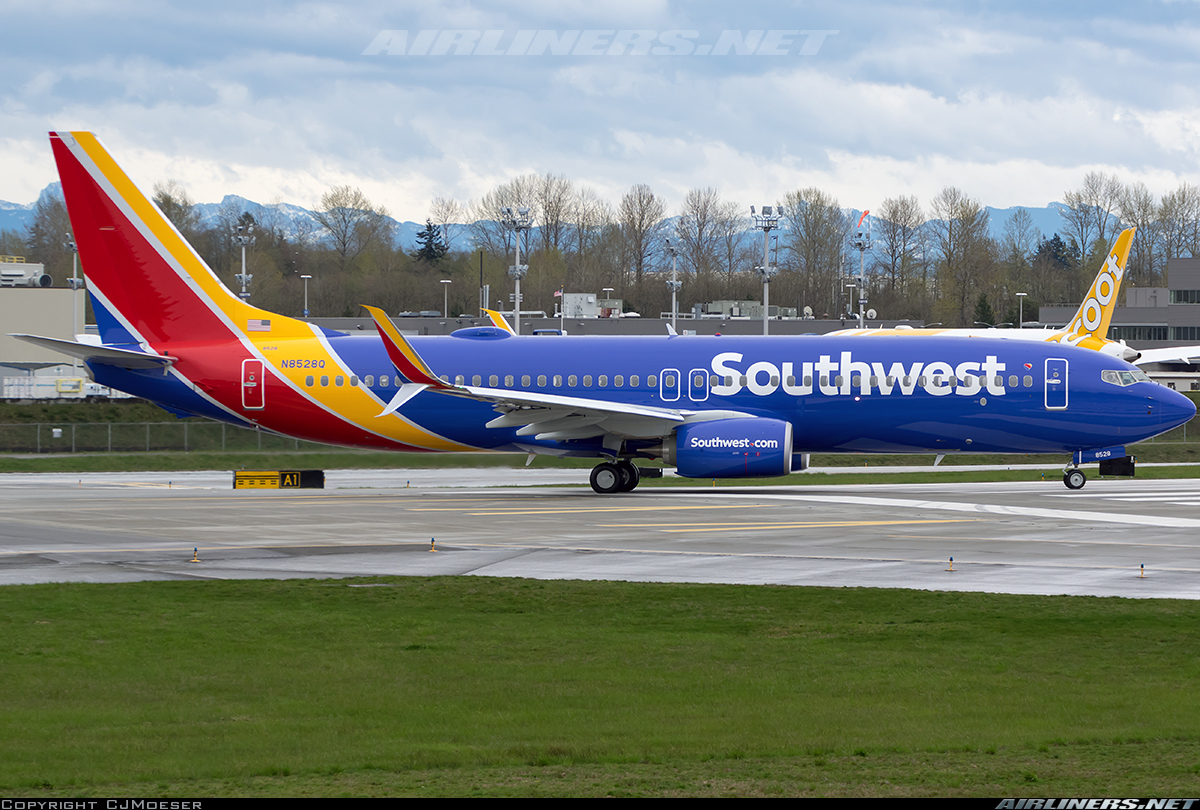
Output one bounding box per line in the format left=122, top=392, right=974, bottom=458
left=820, top=376, right=829, bottom=387
left=455, top=374, right=465, bottom=385
left=1008, top=375, right=1017, bottom=387
left=583, top=375, right=592, bottom=387
left=835, top=376, right=844, bottom=387
left=739, top=376, right=747, bottom=386
left=553, top=375, right=562, bottom=386
left=335, top=375, right=344, bottom=386
left=851, top=375, right=861, bottom=387
left=598, top=375, right=607, bottom=387
left=664, top=374, right=675, bottom=387
left=1024, top=375, right=1033, bottom=387
left=473, top=375, right=482, bottom=386
left=380, top=375, right=389, bottom=388
left=804, top=376, right=812, bottom=387
left=568, top=375, right=577, bottom=387
left=350, top=376, right=358, bottom=386
left=630, top=375, right=639, bottom=387
left=504, top=375, right=513, bottom=387
left=648, top=375, right=657, bottom=387
left=615, top=375, right=624, bottom=387
left=902, top=376, right=911, bottom=386
left=306, top=375, right=314, bottom=387
left=320, top=375, right=329, bottom=386
left=490, top=375, right=499, bottom=386
left=522, top=375, right=531, bottom=386
left=538, top=375, right=547, bottom=386
left=712, top=374, right=722, bottom=386
left=365, top=375, right=374, bottom=386
left=395, top=376, right=402, bottom=387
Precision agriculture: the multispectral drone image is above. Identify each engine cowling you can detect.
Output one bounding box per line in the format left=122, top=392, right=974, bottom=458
left=665, top=418, right=794, bottom=479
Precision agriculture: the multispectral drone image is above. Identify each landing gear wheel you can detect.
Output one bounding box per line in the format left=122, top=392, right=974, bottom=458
left=590, top=462, right=622, bottom=494
left=616, top=461, right=641, bottom=492
left=1064, top=469, right=1087, bottom=490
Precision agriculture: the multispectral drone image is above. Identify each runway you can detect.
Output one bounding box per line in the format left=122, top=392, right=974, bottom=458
left=3, top=469, right=1200, bottom=599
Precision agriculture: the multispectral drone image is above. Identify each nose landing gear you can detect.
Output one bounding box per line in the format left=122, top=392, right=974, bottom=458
left=1063, top=467, right=1087, bottom=490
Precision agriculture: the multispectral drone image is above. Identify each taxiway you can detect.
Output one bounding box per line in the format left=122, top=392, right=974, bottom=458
left=3, top=469, right=1200, bottom=598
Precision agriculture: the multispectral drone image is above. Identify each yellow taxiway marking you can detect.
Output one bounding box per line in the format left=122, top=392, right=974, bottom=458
left=409, top=504, right=769, bottom=516
left=599, top=518, right=978, bottom=533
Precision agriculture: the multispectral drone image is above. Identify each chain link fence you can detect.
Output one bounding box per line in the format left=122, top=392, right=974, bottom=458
left=0, top=422, right=341, bottom=454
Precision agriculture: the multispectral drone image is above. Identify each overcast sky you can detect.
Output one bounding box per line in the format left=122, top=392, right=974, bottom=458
left=3, top=0, right=1199, bottom=222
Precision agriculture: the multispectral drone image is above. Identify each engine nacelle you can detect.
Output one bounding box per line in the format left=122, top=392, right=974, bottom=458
left=665, top=418, right=794, bottom=479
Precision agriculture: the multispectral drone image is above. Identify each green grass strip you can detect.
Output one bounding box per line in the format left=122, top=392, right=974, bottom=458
left=4, top=577, right=1200, bottom=796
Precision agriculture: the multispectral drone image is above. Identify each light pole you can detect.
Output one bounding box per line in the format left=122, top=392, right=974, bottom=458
left=233, top=224, right=255, bottom=301
left=850, top=211, right=871, bottom=329
left=64, top=234, right=80, bottom=373
left=751, top=205, right=780, bottom=335
left=1016, top=292, right=1027, bottom=328
left=500, top=206, right=531, bottom=334
left=663, top=237, right=681, bottom=330
left=441, top=278, right=452, bottom=318
left=301, top=274, right=312, bottom=318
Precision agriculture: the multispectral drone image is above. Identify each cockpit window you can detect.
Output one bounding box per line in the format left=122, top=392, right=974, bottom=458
left=1102, top=369, right=1152, bottom=387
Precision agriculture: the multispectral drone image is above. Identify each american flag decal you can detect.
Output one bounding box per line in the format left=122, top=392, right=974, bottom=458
left=248, top=319, right=271, bottom=332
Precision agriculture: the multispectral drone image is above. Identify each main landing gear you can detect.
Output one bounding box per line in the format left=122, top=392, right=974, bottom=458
left=590, top=461, right=641, bottom=494
left=1063, top=466, right=1087, bottom=490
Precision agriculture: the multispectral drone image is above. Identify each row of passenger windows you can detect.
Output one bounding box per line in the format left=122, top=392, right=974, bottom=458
left=301, top=372, right=1039, bottom=390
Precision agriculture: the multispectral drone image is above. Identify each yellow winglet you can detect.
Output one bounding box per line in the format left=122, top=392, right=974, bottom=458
left=482, top=308, right=517, bottom=335
left=361, top=305, right=450, bottom=388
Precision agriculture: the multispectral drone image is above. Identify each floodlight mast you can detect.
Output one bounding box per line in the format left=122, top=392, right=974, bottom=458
left=501, top=206, right=532, bottom=334
left=663, top=237, right=682, bottom=330
left=233, top=224, right=256, bottom=301
left=751, top=205, right=780, bottom=335
left=850, top=210, right=872, bottom=328
left=1016, top=292, right=1027, bottom=329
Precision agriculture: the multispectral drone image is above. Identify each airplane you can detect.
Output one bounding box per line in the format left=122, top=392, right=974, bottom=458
left=831, top=228, right=1200, bottom=366
left=11, top=131, right=1196, bottom=494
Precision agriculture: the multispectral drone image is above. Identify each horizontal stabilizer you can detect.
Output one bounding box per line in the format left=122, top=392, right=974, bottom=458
left=9, top=334, right=177, bottom=369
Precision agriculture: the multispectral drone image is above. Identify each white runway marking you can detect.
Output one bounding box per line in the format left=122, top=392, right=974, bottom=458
left=680, top=492, right=1200, bottom=528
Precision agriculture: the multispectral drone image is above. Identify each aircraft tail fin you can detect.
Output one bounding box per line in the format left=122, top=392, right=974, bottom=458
left=49, top=131, right=293, bottom=347
left=1062, top=228, right=1134, bottom=339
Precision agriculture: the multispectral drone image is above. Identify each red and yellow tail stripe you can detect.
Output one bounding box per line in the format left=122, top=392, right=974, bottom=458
left=50, top=131, right=473, bottom=452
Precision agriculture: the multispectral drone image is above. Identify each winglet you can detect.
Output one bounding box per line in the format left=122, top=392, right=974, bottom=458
left=482, top=308, right=517, bottom=335
left=361, top=305, right=452, bottom=389
left=1063, top=228, right=1134, bottom=339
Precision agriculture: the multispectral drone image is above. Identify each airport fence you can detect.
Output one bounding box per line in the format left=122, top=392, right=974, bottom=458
left=0, top=422, right=341, bottom=454
left=0, top=418, right=1195, bottom=455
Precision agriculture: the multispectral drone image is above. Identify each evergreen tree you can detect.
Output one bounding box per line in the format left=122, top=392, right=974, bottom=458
left=413, top=219, right=448, bottom=264
left=974, top=293, right=995, bottom=326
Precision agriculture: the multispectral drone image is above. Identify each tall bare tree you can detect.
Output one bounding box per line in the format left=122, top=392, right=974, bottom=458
left=617, top=184, right=667, bottom=289
left=929, top=187, right=994, bottom=326
left=312, top=186, right=392, bottom=272
left=779, top=188, right=850, bottom=317
left=1062, top=171, right=1123, bottom=261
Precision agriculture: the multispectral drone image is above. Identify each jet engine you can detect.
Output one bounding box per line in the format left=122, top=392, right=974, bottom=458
left=662, top=418, right=794, bottom=479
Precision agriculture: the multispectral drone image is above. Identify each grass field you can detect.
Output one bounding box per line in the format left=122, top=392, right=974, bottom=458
left=3, top=577, right=1200, bottom=797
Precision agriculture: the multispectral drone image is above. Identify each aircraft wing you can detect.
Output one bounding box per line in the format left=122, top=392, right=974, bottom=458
left=1132, top=345, right=1200, bottom=365
left=8, top=334, right=177, bottom=369
left=362, top=306, right=749, bottom=442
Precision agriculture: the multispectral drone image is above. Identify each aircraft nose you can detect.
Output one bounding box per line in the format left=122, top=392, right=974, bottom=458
left=1152, top=386, right=1197, bottom=430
